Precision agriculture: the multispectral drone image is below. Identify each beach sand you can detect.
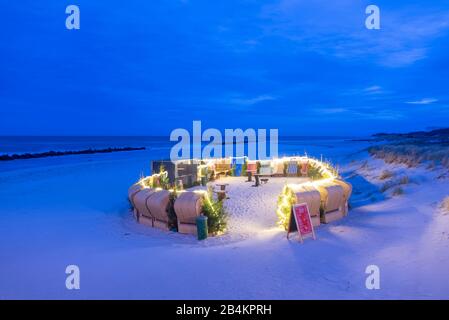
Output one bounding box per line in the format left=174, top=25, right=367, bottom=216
left=1, top=148, right=449, bottom=299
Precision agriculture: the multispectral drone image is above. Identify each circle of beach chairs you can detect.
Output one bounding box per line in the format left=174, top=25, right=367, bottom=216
left=129, top=156, right=352, bottom=236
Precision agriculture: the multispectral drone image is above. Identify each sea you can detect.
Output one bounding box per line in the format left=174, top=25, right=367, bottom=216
left=0, top=136, right=373, bottom=175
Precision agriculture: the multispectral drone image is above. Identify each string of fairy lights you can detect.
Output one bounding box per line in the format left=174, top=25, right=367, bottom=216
left=136, top=156, right=340, bottom=228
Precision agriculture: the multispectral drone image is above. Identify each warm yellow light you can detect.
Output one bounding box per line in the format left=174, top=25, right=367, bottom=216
left=135, top=155, right=340, bottom=230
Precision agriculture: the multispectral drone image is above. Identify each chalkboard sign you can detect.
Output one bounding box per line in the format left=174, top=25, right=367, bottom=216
left=287, top=203, right=316, bottom=242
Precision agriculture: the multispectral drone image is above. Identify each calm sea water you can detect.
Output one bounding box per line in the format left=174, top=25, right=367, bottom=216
left=0, top=136, right=169, bottom=154
left=0, top=136, right=371, bottom=165
left=0, top=136, right=375, bottom=179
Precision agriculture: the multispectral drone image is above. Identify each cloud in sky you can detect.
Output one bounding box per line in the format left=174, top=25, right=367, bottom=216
left=406, top=98, right=439, bottom=105
left=260, top=0, right=449, bottom=67
left=311, top=105, right=404, bottom=121
left=363, top=86, right=383, bottom=94
left=314, top=107, right=348, bottom=114
left=229, top=95, right=276, bottom=106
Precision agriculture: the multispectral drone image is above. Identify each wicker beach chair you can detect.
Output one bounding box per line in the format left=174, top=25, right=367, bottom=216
left=300, top=161, right=309, bottom=177
left=246, top=161, right=258, bottom=174
left=132, top=188, right=157, bottom=226
left=174, top=191, right=204, bottom=235
left=286, top=160, right=298, bottom=177
left=272, top=161, right=285, bottom=176
left=333, top=179, right=352, bottom=216
left=146, top=190, right=171, bottom=230
left=214, top=159, right=232, bottom=176
left=259, top=160, right=273, bottom=176
left=295, top=185, right=321, bottom=227
left=316, top=184, right=345, bottom=223
left=232, top=157, right=245, bottom=176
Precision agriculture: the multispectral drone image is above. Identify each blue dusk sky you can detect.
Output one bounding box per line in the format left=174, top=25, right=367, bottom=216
left=1, top=1, right=449, bottom=136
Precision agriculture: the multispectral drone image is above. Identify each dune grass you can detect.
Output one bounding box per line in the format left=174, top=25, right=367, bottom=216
left=380, top=175, right=410, bottom=193
left=441, top=196, right=449, bottom=213
left=392, top=187, right=404, bottom=196
left=368, top=144, right=449, bottom=169
left=379, top=170, right=394, bottom=180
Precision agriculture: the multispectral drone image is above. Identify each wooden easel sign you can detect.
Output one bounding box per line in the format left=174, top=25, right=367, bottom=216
left=287, top=203, right=316, bottom=243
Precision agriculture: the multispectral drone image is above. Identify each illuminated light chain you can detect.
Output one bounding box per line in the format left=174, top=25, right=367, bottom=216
left=273, top=156, right=340, bottom=230
left=138, top=171, right=168, bottom=189
left=135, top=156, right=340, bottom=229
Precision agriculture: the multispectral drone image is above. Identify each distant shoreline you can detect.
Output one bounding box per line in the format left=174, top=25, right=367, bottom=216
left=0, top=147, right=146, bottom=161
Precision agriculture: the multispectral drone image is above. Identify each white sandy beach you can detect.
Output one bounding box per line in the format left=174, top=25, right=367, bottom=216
left=0, top=146, right=449, bottom=299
